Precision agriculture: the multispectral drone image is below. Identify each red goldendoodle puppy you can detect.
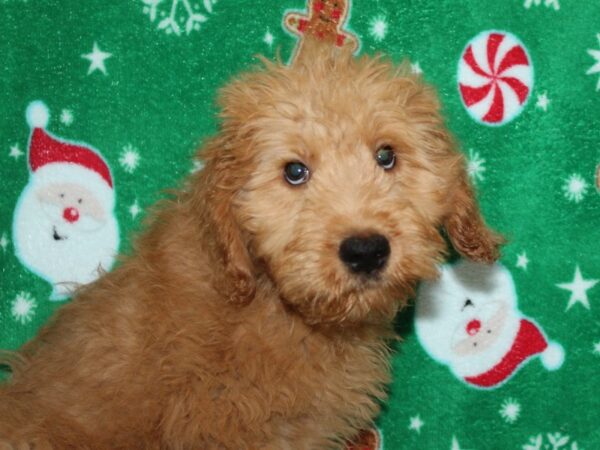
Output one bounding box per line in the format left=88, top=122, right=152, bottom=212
left=0, top=39, right=502, bottom=449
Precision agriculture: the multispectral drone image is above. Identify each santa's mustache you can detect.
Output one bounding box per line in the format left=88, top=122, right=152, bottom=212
left=40, top=202, right=106, bottom=232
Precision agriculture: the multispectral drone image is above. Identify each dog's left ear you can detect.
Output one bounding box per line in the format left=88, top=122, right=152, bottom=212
left=401, top=74, right=504, bottom=264
left=195, top=136, right=256, bottom=305
left=443, top=164, right=504, bottom=263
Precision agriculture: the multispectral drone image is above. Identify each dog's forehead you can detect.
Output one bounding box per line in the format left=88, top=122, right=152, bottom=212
left=235, top=58, right=432, bottom=168
left=264, top=89, right=400, bottom=153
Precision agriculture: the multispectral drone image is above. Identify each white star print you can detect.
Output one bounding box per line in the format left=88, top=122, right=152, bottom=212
left=556, top=265, right=598, bottom=310
left=536, top=92, right=550, bottom=111
left=129, top=200, right=141, bottom=219
left=263, top=30, right=274, bottom=47
left=408, top=415, right=424, bottom=433
left=0, top=232, right=9, bottom=252
left=191, top=159, right=205, bottom=173
left=451, top=436, right=469, bottom=450
left=411, top=62, right=423, bottom=75
left=516, top=252, right=529, bottom=270
left=82, top=42, right=113, bottom=75
left=587, top=34, right=600, bottom=91
left=60, top=109, right=74, bottom=126
left=9, top=144, right=24, bottom=160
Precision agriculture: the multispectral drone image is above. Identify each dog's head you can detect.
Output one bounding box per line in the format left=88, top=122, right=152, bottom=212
left=195, top=42, right=503, bottom=326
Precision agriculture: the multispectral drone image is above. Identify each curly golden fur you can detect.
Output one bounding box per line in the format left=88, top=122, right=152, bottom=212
left=0, top=39, right=502, bottom=449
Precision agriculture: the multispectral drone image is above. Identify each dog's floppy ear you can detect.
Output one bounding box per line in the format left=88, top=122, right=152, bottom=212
left=401, top=75, right=504, bottom=264
left=444, top=162, right=504, bottom=263
left=194, top=135, right=256, bottom=305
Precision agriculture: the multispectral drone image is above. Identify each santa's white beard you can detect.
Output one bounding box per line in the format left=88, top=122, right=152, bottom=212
left=13, top=187, right=119, bottom=300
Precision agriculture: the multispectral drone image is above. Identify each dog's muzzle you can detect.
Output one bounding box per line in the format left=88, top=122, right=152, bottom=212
left=338, top=234, right=390, bottom=276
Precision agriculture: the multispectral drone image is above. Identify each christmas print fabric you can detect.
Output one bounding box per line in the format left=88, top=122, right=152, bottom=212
left=1, top=1, right=599, bottom=449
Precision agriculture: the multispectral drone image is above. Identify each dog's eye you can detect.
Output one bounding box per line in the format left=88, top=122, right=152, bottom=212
left=284, top=161, right=310, bottom=185
left=375, top=145, right=396, bottom=170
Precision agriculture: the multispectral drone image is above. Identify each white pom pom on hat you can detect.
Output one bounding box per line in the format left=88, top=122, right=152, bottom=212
left=26, top=100, right=49, bottom=129
left=540, top=341, right=565, bottom=371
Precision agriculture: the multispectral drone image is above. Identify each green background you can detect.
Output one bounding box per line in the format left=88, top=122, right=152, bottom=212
left=1, top=1, right=599, bottom=448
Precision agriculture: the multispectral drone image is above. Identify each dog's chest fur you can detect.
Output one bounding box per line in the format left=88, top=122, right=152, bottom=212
left=159, top=282, right=391, bottom=447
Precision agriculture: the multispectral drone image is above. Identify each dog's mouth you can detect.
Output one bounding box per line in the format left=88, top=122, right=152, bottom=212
left=53, top=226, right=68, bottom=241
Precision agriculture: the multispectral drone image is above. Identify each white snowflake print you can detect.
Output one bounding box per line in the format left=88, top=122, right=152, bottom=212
left=524, top=434, right=543, bottom=450
left=408, top=415, right=424, bottom=433
left=516, top=251, right=529, bottom=270
left=467, top=149, right=486, bottom=183
left=523, top=432, right=582, bottom=450
left=562, top=173, right=589, bottom=203
left=0, top=232, right=9, bottom=252
left=129, top=200, right=142, bottom=219
left=593, top=341, right=600, bottom=356
left=263, top=30, right=274, bottom=47
left=60, top=109, right=74, bottom=126
left=499, top=398, right=520, bottom=423
left=586, top=34, right=600, bottom=91
left=369, top=15, right=387, bottom=42
left=523, top=0, right=560, bottom=10
left=119, top=144, right=141, bottom=173
left=11, top=292, right=37, bottom=324
left=143, top=0, right=217, bottom=36
left=536, top=92, right=550, bottom=111
left=9, top=143, right=24, bottom=160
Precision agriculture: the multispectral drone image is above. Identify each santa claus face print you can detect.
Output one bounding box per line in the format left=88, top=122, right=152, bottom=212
left=14, top=168, right=119, bottom=300
left=37, top=182, right=107, bottom=235
left=415, top=260, right=564, bottom=389
left=451, top=298, right=509, bottom=356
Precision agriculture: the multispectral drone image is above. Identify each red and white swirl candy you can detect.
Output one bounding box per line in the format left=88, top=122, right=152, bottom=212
left=458, top=31, right=533, bottom=125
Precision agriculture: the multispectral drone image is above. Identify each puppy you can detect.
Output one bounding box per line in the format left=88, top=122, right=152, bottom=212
left=0, top=38, right=502, bottom=449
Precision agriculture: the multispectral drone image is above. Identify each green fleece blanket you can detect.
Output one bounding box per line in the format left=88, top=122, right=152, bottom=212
left=1, top=1, right=599, bottom=449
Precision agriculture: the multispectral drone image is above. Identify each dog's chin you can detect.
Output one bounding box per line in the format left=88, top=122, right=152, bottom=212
left=278, top=280, right=404, bottom=328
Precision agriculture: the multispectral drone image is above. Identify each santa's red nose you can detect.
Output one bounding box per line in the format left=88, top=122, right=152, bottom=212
left=466, top=319, right=481, bottom=336
left=63, top=207, right=80, bottom=223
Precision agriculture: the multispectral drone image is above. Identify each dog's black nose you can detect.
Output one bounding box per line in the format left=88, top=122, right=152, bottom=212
left=339, top=234, right=390, bottom=275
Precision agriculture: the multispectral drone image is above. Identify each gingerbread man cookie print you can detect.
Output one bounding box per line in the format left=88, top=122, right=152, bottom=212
left=284, top=0, right=359, bottom=64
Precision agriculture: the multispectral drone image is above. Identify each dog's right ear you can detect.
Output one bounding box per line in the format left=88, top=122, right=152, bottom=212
left=193, top=135, right=256, bottom=306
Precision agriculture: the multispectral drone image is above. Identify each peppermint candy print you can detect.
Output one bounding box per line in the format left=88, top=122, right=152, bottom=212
left=458, top=31, right=533, bottom=126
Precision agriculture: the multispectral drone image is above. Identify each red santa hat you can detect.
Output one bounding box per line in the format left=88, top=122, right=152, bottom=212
left=25, top=101, right=115, bottom=210
left=464, top=319, right=564, bottom=388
